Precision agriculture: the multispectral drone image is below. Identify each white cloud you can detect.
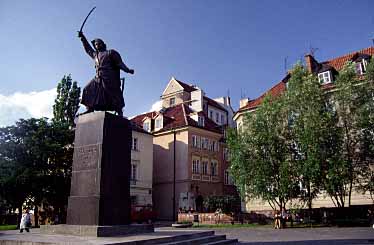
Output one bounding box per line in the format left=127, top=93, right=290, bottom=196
left=128, top=100, right=163, bottom=120
left=0, top=89, right=56, bottom=127
left=150, top=100, right=163, bottom=112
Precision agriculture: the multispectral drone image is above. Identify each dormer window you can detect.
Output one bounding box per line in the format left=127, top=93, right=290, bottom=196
left=355, top=60, right=367, bottom=75
left=143, top=121, right=150, bottom=132
left=198, top=116, right=205, bottom=127
left=169, top=97, right=176, bottom=106
left=318, top=71, right=332, bottom=84
left=155, top=117, right=163, bottom=129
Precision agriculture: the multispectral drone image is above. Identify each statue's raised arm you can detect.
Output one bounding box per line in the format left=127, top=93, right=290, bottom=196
left=78, top=31, right=95, bottom=59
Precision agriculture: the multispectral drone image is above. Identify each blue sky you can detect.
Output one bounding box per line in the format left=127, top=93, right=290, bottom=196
left=0, top=0, right=373, bottom=126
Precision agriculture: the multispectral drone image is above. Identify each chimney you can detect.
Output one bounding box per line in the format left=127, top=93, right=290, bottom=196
left=304, top=54, right=319, bottom=73
left=239, top=98, right=249, bottom=108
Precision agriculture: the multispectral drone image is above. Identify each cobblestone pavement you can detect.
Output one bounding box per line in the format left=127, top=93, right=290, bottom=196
left=207, top=227, right=374, bottom=244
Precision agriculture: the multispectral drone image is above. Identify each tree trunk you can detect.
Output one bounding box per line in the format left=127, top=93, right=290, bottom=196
left=348, top=175, right=353, bottom=207
left=307, top=183, right=312, bottom=226
left=34, top=206, right=39, bottom=228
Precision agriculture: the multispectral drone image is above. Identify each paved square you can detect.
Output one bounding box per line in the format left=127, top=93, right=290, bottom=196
left=208, top=227, right=374, bottom=244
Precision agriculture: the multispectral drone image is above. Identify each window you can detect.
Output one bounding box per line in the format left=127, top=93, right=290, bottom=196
left=201, top=137, right=206, bottom=149
left=214, top=141, right=219, bottom=152
left=132, top=137, right=138, bottom=151
left=223, top=148, right=229, bottom=161
left=131, top=163, right=137, bottom=181
left=224, top=170, right=234, bottom=185
left=210, top=141, right=218, bottom=152
left=355, top=60, right=367, bottom=75
left=202, top=160, right=208, bottom=175
left=155, top=118, right=162, bottom=128
left=211, top=161, right=218, bottom=176
left=318, top=71, right=332, bottom=84
left=221, top=115, right=225, bottom=124
left=215, top=112, right=219, bottom=123
left=192, top=135, right=197, bottom=147
left=192, top=135, right=201, bottom=148
left=143, top=121, right=150, bottom=132
left=131, top=196, right=137, bottom=205
left=209, top=110, right=213, bottom=119
left=170, top=97, right=176, bottom=106
left=198, top=116, right=205, bottom=127
left=192, top=159, right=200, bottom=174
left=210, top=141, right=215, bottom=151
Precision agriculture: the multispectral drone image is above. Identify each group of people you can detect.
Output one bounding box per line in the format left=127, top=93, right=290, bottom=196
left=274, top=210, right=293, bottom=229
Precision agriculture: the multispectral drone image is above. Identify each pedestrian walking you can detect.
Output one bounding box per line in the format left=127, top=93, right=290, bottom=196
left=274, top=211, right=281, bottom=229
left=19, top=208, right=32, bottom=233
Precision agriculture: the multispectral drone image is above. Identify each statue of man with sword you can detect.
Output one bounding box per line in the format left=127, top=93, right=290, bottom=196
left=78, top=7, right=134, bottom=117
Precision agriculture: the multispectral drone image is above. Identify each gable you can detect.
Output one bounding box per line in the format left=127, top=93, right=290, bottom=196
left=161, top=77, right=185, bottom=96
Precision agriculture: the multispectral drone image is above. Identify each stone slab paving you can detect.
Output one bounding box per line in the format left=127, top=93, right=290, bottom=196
left=207, top=227, right=374, bottom=245
left=0, top=228, right=212, bottom=245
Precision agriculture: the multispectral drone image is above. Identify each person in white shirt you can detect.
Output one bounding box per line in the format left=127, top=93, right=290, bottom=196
left=19, top=208, right=31, bottom=233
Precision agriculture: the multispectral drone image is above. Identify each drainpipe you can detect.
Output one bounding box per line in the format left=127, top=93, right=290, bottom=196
left=173, top=129, right=176, bottom=221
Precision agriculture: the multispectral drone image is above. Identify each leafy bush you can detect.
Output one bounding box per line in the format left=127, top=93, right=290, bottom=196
left=203, top=195, right=240, bottom=214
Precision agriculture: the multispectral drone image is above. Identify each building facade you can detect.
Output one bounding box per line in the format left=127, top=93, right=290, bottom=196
left=130, top=126, right=153, bottom=209
left=233, top=46, right=374, bottom=212
left=132, top=77, right=237, bottom=220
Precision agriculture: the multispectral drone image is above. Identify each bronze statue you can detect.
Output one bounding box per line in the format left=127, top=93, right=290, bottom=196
left=77, top=31, right=134, bottom=116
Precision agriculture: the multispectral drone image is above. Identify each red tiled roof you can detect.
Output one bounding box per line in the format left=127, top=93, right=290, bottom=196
left=130, top=104, right=222, bottom=134
left=174, top=78, right=197, bottom=93
left=238, top=74, right=289, bottom=112
left=323, top=46, right=374, bottom=71
left=204, top=96, right=227, bottom=112
left=131, top=111, right=157, bottom=125
left=237, top=46, right=374, bottom=113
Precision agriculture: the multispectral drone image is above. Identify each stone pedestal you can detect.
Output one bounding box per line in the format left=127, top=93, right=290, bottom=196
left=67, top=112, right=132, bottom=226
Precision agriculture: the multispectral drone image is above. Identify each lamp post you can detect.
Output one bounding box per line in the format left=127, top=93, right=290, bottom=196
left=173, top=129, right=176, bottom=221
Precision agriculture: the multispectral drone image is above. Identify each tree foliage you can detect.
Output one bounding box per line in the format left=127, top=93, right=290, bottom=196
left=0, top=75, right=81, bottom=223
left=53, top=74, right=81, bottom=127
left=228, top=95, right=299, bottom=211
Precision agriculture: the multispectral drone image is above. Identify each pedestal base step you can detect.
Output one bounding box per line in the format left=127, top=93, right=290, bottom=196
left=40, top=224, right=154, bottom=237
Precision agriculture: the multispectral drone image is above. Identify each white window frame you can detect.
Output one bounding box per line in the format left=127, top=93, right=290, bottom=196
left=224, top=169, right=234, bottom=185
left=221, top=114, right=225, bottom=125
left=202, top=160, right=208, bottom=175
left=143, top=121, right=150, bottom=132
left=192, top=135, right=197, bottom=148
left=131, top=163, right=138, bottom=181
left=155, top=117, right=162, bottom=129
left=170, top=97, right=176, bottom=106
left=318, top=71, right=332, bottom=84
left=192, top=159, right=200, bottom=174
left=132, top=137, right=138, bottom=151
left=211, top=161, right=218, bottom=176
left=198, top=116, right=205, bottom=127
left=215, top=112, right=219, bottom=123
left=355, top=60, right=367, bottom=75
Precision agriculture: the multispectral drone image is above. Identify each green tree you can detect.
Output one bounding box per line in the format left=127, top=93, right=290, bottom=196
left=228, top=95, right=299, bottom=211
left=0, top=118, right=50, bottom=225
left=356, top=58, right=374, bottom=202
left=53, top=74, right=81, bottom=127
left=285, top=64, right=332, bottom=210
left=333, top=62, right=367, bottom=206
